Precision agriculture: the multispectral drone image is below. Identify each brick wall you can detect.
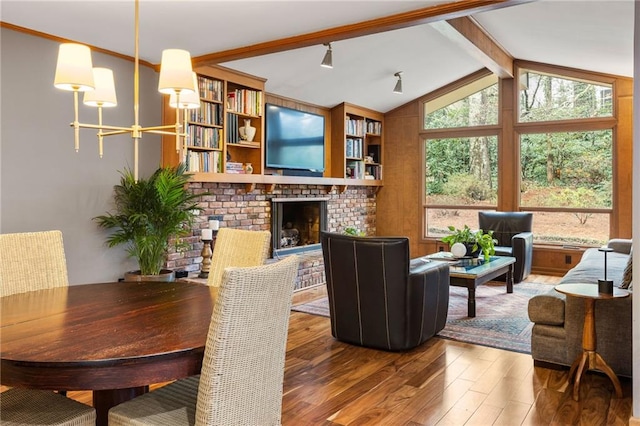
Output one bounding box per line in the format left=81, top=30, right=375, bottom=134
left=166, top=183, right=377, bottom=290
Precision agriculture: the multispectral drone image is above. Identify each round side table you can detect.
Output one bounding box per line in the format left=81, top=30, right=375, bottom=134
left=555, top=283, right=630, bottom=401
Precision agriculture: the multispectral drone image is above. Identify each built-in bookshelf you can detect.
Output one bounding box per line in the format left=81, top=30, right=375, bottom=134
left=162, top=65, right=265, bottom=177
left=330, top=102, right=384, bottom=182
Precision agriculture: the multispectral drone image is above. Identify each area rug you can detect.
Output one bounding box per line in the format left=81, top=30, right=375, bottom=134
left=291, top=282, right=555, bottom=354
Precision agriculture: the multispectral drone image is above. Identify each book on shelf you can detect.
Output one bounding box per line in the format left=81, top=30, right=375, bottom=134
left=346, top=160, right=364, bottom=179
left=186, top=150, right=221, bottom=173
left=187, top=126, right=221, bottom=149
left=197, top=75, right=222, bottom=102
left=225, top=161, right=245, bottom=173
left=189, top=102, right=223, bottom=126
left=366, top=120, right=382, bottom=135
left=345, top=117, right=365, bottom=136
left=345, top=137, right=363, bottom=159
left=226, top=113, right=240, bottom=144
left=226, top=89, right=262, bottom=116
left=365, top=164, right=382, bottom=180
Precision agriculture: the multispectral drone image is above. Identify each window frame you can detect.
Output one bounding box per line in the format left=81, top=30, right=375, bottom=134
left=420, top=63, right=618, bottom=245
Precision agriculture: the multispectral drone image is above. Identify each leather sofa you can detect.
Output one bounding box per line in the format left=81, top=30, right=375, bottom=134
left=320, top=232, right=450, bottom=351
left=478, top=211, right=534, bottom=283
left=527, top=239, right=632, bottom=377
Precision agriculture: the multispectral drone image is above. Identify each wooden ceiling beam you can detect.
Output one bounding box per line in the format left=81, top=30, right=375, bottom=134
left=192, top=0, right=534, bottom=66
left=431, top=16, right=514, bottom=78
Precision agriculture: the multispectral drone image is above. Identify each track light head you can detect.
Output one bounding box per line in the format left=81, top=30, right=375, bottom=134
left=393, top=71, right=403, bottom=94
left=321, top=43, right=333, bottom=69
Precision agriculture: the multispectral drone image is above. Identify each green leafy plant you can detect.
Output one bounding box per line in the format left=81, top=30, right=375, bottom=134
left=441, top=224, right=497, bottom=261
left=93, top=163, right=204, bottom=275
left=343, top=226, right=365, bottom=236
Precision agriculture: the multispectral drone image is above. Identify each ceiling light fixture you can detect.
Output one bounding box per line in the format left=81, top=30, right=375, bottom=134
left=53, top=0, right=196, bottom=181
left=393, top=72, right=403, bottom=94
left=321, top=43, right=333, bottom=69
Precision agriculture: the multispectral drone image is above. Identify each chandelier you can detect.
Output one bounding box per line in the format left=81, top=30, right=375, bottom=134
left=53, top=0, right=199, bottom=180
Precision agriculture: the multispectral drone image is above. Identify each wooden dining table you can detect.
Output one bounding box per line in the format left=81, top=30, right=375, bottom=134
left=1, top=280, right=217, bottom=426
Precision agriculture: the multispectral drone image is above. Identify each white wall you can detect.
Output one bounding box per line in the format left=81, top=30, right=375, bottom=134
left=0, top=28, right=162, bottom=284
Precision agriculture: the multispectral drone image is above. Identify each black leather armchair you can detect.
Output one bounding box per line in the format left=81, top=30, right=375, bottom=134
left=320, top=232, right=450, bottom=351
left=478, top=211, right=533, bottom=283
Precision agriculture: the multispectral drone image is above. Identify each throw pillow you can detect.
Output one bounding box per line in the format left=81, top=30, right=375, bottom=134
left=620, top=252, right=632, bottom=289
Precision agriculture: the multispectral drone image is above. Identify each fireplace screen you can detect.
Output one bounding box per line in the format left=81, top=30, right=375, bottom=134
left=271, top=198, right=328, bottom=256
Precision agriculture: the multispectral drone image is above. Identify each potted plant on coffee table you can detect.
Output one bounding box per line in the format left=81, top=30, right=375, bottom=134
left=94, top=163, right=204, bottom=282
left=441, top=224, right=497, bottom=261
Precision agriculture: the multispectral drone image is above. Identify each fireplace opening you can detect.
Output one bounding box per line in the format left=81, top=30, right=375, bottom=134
left=271, top=197, right=328, bottom=256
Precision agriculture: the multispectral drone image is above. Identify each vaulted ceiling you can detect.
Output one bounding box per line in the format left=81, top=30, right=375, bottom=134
left=1, top=0, right=634, bottom=113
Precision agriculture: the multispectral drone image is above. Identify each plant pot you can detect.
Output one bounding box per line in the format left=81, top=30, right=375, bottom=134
left=124, top=269, right=176, bottom=282
left=463, top=243, right=480, bottom=258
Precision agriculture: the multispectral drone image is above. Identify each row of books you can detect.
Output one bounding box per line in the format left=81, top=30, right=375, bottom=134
left=187, top=126, right=221, bottom=149
left=188, top=102, right=223, bottom=126
left=346, top=161, right=365, bottom=179
left=365, top=164, right=382, bottom=180
left=185, top=150, right=222, bottom=173
left=225, top=113, right=242, bottom=144
left=225, top=161, right=245, bottom=174
left=345, top=118, right=382, bottom=136
left=197, top=75, right=223, bottom=102
left=346, top=137, right=363, bottom=159
left=227, top=89, right=263, bottom=116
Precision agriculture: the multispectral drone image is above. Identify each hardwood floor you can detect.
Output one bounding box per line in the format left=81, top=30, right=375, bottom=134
left=9, top=275, right=634, bottom=425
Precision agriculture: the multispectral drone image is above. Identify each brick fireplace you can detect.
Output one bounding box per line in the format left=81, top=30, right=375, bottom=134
left=166, top=182, right=377, bottom=290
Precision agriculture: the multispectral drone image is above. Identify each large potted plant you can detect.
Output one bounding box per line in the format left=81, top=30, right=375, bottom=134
left=441, top=225, right=497, bottom=261
left=94, top=163, right=203, bottom=281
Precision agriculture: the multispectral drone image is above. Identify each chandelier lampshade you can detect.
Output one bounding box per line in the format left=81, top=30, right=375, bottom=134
left=158, top=49, right=195, bottom=95
left=54, top=43, right=95, bottom=92
left=169, top=72, right=200, bottom=109
left=83, top=68, right=118, bottom=107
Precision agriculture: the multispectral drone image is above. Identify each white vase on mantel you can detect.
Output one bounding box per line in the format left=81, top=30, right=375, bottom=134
left=239, top=119, right=256, bottom=142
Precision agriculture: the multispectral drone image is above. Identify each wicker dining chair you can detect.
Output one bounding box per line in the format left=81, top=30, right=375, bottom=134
left=0, top=230, right=69, bottom=297
left=1, top=383, right=96, bottom=425
left=206, top=228, right=271, bottom=287
left=0, top=230, right=90, bottom=424
left=109, top=255, right=300, bottom=426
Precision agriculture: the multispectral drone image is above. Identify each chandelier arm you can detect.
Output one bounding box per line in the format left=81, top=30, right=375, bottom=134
left=75, top=123, right=134, bottom=132
left=73, top=91, right=80, bottom=152
left=144, top=130, right=188, bottom=137
left=99, top=129, right=136, bottom=137
left=138, top=124, right=184, bottom=132
left=98, top=106, right=104, bottom=158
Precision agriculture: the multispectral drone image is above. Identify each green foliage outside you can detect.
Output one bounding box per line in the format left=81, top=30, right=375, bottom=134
left=424, top=71, right=612, bottom=230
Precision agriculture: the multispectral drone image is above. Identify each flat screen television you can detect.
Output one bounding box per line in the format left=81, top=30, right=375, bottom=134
left=265, top=104, right=325, bottom=173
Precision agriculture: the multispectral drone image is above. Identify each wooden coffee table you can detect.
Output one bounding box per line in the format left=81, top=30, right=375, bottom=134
left=555, top=283, right=630, bottom=401
left=444, top=256, right=515, bottom=317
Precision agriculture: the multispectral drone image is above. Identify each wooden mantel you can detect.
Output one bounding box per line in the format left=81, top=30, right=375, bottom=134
left=187, top=172, right=382, bottom=193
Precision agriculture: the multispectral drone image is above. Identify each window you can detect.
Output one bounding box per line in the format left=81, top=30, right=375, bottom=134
left=425, top=136, right=498, bottom=237
left=518, top=69, right=614, bottom=246
left=519, top=70, right=613, bottom=122
left=422, top=66, right=616, bottom=246
left=422, top=73, right=500, bottom=239
left=424, top=74, right=499, bottom=129
left=519, top=130, right=612, bottom=245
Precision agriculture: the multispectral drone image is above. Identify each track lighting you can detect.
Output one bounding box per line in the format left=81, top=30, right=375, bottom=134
left=321, top=43, right=333, bottom=69
left=393, top=72, right=403, bottom=94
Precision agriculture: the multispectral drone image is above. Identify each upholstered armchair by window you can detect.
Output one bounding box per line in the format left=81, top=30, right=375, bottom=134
left=478, top=211, right=533, bottom=283
left=320, top=232, right=450, bottom=351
